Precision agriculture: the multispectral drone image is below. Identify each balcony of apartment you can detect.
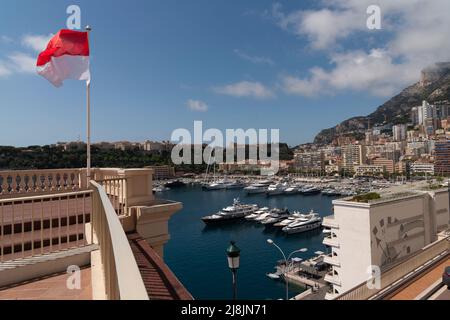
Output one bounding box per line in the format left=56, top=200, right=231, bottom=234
left=322, top=215, right=339, bottom=229
left=324, top=272, right=341, bottom=286
left=322, top=234, right=339, bottom=248
left=323, top=253, right=340, bottom=267
left=0, top=168, right=192, bottom=300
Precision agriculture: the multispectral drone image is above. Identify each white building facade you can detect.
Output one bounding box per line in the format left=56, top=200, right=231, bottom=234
left=323, top=184, right=449, bottom=299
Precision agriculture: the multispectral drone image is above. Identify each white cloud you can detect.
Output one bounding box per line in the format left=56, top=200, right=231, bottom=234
left=0, top=52, right=36, bottom=78
left=1, top=35, right=13, bottom=44
left=8, top=52, right=36, bottom=73
left=272, top=4, right=364, bottom=50
left=234, top=49, right=274, bottom=65
left=0, top=62, right=12, bottom=77
left=214, top=81, right=274, bottom=99
left=273, top=0, right=450, bottom=97
left=22, top=34, right=53, bottom=52
left=187, top=99, right=209, bottom=112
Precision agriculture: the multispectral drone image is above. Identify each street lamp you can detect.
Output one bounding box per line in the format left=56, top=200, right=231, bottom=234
left=267, top=239, right=307, bottom=300
left=226, top=241, right=241, bottom=300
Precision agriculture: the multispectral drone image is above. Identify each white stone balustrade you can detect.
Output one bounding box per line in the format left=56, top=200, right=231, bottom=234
left=0, top=169, right=84, bottom=198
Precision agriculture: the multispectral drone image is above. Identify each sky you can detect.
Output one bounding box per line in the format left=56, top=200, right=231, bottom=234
left=1, top=0, right=450, bottom=147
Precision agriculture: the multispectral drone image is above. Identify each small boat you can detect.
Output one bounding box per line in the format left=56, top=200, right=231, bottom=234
left=201, top=198, right=258, bottom=224
left=266, top=273, right=281, bottom=280
left=152, top=186, right=170, bottom=193
left=322, top=229, right=332, bottom=234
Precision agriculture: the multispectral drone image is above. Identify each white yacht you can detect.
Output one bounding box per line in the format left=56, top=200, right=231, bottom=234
left=254, top=211, right=272, bottom=222
left=203, top=179, right=229, bottom=190
left=245, top=207, right=269, bottom=220
left=283, top=186, right=299, bottom=195
left=225, top=180, right=246, bottom=189
left=266, top=183, right=287, bottom=196
left=282, top=213, right=322, bottom=234
left=244, top=180, right=272, bottom=194
left=201, top=198, right=258, bottom=224
left=260, top=209, right=290, bottom=225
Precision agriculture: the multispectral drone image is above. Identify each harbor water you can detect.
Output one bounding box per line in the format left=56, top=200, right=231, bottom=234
left=160, top=185, right=337, bottom=300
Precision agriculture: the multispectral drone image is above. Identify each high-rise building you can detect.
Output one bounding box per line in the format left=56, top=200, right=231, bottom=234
left=410, top=107, right=419, bottom=125
left=417, top=100, right=437, bottom=125
left=294, top=150, right=325, bottom=171
left=392, top=124, right=407, bottom=141
left=342, top=144, right=366, bottom=172
left=434, top=140, right=450, bottom=174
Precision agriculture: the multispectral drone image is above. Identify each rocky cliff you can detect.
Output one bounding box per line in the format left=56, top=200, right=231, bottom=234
left=313, top=62, right=450, bottom=145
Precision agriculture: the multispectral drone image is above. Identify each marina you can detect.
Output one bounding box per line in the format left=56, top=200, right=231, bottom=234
left=160, top=182, right=338, bottom=299
left=157, top=175, right=401, bottom=299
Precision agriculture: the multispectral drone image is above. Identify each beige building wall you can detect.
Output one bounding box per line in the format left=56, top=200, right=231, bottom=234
left=326, top=186, right=450, bottom=297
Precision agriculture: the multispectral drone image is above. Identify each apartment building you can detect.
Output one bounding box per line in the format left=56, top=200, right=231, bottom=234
left=372, top=158, right=395, bottom=174
left=410, top=162, right=435, bottom=175
left=293, top=150, right=325, bottom=171
left=323, top=182, right=450, bottom=299
left=354, top=165, right=384, bottom=177
left=146, top=165, right=175, bottom=180
left=435, top=140, right=450, bottom=174
left=392, top=124, right=407, bottom=142
left=342, top=144, right=366, bottom=172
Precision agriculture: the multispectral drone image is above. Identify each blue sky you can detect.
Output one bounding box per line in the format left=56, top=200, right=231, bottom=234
left=1, top=0, right=449, bottom=147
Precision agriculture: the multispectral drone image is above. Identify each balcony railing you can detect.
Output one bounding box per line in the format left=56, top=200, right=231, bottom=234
left=90, top=181, right=148, bottom=300
left=0, top=169, right=84, bottom=198
left=0, top=168, right=183, bottom=300
left=323, top=254, right=340, bottom=267
left=322, top=215, right=339, bottom=229
left=335, top=236, right=450, bottom=300
left=97, top=178, right=127, bottom=216
left=324, top=272, right=341, bottom=286
left=323, top=236, right=339, bottom=248
left=0, top=190, right=91, bottom=262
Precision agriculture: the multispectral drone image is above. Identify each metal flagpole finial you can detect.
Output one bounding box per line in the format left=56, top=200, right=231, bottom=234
left=85, top=25, right=92, bottom=32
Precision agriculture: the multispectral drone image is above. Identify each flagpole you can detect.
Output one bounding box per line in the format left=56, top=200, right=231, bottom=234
left=86, top=25, right=92, bottom=183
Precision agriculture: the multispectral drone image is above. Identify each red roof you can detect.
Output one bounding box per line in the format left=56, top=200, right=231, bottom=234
left=127, top=233, right=193, bottom=300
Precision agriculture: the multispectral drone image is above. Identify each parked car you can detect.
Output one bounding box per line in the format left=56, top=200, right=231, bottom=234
left=443, top=266, right=450, bottom=289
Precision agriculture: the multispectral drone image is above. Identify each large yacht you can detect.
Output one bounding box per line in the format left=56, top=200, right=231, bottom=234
left=283, top=186, right=299, bottom=195
left=260, top=208, right=290, bottom=225
left=244, top=180, right=272, bottom=194
left=266, top=183, right=287, bottom=196
left=245, top=207, right=270, bottom=220
left=282, top=212, right=322, bottom=234
left=201, top=198, right=258, bottom=224
left=225, top=180, right=246, bottom=189
left=300, top=185, right=321, bottom=195
left=203, top=179, right=229, bottom=190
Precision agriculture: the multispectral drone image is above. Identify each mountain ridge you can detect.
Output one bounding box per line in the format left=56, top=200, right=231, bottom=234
left=313, top=62, right=450, bottom=145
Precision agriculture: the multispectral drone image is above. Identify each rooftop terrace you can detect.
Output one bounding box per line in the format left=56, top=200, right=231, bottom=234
left=0, top=167, right=192, bottom=300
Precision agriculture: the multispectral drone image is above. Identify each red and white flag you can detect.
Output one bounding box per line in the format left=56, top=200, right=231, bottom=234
left=37, top=29, right=90, bottom=87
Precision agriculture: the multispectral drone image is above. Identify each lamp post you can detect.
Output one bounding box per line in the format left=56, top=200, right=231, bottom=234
left=267, top=239, right=307, bottom=300
left=226, top=241, right=241, bottom=300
